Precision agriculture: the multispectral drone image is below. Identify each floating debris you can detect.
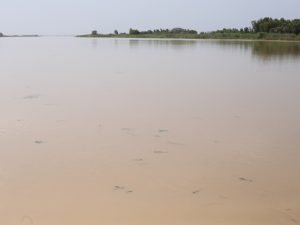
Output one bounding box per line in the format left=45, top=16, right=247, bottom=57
left=192, top=190, right=201, bottom=195
left=133, top=158, right=144, bottom=161
left=114, top=186, right=125, bottom=190
left=23, top=94, right=40, bottom=99
left=114, top=186, right=133, bottom=194
left=153, top=150, right=168, bottom=154
left=168, top=141, right=185, bottom=146
left=239, top=177, right=253, bottom=182
left=158, top=129, right=168, bottom=133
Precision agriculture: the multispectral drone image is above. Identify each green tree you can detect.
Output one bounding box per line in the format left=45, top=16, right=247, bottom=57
left=292, top=19, right=300, bottom=34
left=244, top=27, right=250, bottom=33
left=251, top=17, right=300, bottom=34
left=114, top=30, right=119, bottom=35
left=129, top=28, right=140, bottom=35
left=91, top=30, right=98, bottom=35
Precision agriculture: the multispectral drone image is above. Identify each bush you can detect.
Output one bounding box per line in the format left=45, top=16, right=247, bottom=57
left=257, top=32, right=266, bottom=39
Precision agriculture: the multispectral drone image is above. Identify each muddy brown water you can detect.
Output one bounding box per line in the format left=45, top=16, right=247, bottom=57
left=0, top=38, right=300, bottom=225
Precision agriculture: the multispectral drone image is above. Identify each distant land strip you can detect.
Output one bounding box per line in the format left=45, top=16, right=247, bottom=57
left=1, top=17, right=300, bottom=41
left=77, top=17, right=300, bottom=41
left=0, top=33, right=39, bottom=37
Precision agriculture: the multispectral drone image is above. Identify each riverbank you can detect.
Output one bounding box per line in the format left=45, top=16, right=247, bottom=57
left=77, top=32, right=300, bottom=41
left=0, top=35, right=39, bottom=38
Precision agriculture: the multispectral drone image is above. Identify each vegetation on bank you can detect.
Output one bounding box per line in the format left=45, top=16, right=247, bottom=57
left=77, top=17, right=300, bottom=41
left=0, top=33, right=39, bottom=37
left=251, top=18, right=300, bottom=34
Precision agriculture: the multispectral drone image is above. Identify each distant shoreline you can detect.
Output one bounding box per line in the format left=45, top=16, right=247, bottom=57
left=0, top=35, right=39, bottom=38
left=77, top=17, right=300, bottom=41
left=2, top=17, right=300, bottom=42
left=76, top=33, right=300, bottom=41
left=1, top=35, right=299, bottom=42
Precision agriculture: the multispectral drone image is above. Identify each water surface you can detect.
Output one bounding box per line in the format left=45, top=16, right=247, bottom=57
left=0, top=38, right=300, bottom=225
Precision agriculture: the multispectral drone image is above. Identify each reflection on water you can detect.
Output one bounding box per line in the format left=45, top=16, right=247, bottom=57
left=252, top=41, right=300, bottom=61
left=114, top=38, right=300, bottom=61
left=211, top=40, right=300, bottom=61
left=128, top=39, right=199, bottom=49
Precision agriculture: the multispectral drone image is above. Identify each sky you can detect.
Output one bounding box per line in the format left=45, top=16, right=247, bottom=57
left=0, top=0, right=299, bottom=35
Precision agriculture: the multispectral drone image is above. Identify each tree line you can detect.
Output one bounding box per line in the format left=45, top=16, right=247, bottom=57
left=129, top=28, right=198, bottom=35
left=89, top=17, right=300, bottom=36
left=251, top=17, right=300, bottom=34
left=83, top=17, right=300, bottom=38
left=213, top=18, right=300, bottom=35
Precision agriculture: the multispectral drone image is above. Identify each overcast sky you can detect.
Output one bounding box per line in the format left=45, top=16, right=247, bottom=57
left=0, top=0, right=299, bottom=35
